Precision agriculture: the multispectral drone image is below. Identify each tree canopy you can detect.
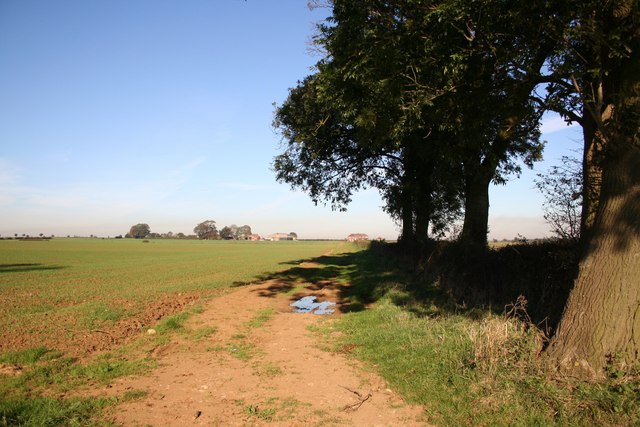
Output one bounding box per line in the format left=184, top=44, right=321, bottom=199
left=274, top=0, right=554, bottom=245
left=274, top=0, right=640, bottom=376
left=193, top=220, right=218, bottom=240
left=127, top=223, right=150, bottom=239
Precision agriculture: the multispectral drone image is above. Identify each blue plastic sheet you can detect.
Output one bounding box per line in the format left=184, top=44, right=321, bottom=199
left=290, top=296, right=336, bottom=315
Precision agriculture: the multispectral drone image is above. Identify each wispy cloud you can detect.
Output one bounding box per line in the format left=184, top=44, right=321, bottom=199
left=1, top=156, right=209, bottom=218
left=540, top=116, right=578, bottom=135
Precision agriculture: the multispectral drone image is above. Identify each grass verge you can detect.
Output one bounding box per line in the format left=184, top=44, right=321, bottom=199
left=326, top=286, right=640, bottom=426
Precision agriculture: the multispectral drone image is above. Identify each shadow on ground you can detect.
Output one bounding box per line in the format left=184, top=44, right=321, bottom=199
left=231, top=246, right=429, bottom=314
left=232, top=240, right=578, bottom=332
left=0, top=263, right=67, bottom=274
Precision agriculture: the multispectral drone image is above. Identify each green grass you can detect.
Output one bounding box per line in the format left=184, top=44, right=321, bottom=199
left=0, top=350, right=155, bottom=395
left=0, top=346, right=154, bottom=426
left=331, top=293, right=640, bottom=425
left=245, top=308, right=276, bottom=329
left=189, top=325, right=217, bottom=341
left=154, top=311, right=191, bottom=333
left=254, top=243, right=639, bottom=426
left=239, top=397, right=304, bottom=423
left=0, top=238, right=355, bottom=426
left=0, top=238, right=353, bottom=348
left=0, top=347, right=55, bottom=365
left=5, top=239, right=635, bottom=426
left=0, top=395, right=112, bottom=427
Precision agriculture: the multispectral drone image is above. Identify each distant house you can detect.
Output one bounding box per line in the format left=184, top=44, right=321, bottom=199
left=249, top=234, right=261, bottom=241
left=347, top=233, right=369, bottom=242
left=270, top=233, right=293, bottom=241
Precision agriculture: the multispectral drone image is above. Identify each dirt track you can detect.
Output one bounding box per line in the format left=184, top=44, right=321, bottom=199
left=104, top=264, right=428, bottom=426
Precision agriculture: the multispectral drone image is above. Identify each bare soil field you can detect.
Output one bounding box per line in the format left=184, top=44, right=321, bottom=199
left=102, top=265, right=428, bottom=426
left=0, top=290, right=202, bottom=357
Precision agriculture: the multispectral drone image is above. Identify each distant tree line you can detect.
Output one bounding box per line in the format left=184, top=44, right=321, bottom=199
left=192, top=220, right=253, bottom=240
left=125, top=221, right=254, bottom=241
left=0, top=233, right=55, bottom=240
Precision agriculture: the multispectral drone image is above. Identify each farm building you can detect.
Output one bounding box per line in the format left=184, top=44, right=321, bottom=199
left=270, top=233, right=295, bottom=241
left=346, top=233, right=369, bottom=242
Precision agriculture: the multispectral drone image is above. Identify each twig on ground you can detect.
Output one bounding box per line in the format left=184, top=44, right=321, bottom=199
left=340, top=385, right=373, bottom=412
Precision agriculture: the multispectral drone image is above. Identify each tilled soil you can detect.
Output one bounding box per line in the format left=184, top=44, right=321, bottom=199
left=0, top=291, right=203, bottom=357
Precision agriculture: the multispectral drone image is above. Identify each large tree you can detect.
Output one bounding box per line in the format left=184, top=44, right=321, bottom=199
left=193, top=220, right=218, bottom=240
left=545, top=0, right=640, bottom=377
left=275, top=1, right=465, bottom=245
left=236, top=225, right=252, bottom=240
left=394, top=0, right=557, bottom=245
left=277, top=0, right=640, bottom=376
left=278, top=0, right=552, bottom=246
left=127, top=223, right=150, bottom=239
left=219, top=226, right=234, bottom=240
left=273, top=74, right=412, bottom=234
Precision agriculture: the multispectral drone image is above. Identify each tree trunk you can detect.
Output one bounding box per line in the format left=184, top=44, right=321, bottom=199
left=580, top=113, right=603, bottom=241
left=400, top=184, right=414, bottom=243
left=399, top=148, right=416, bottom=245
left=460, top=169, right=492, bottom=246
left=414, top=177, right=433, bottom=245
left=547, top=40, right=640, bottom=376
left=546, top=142, right=640, bottom=377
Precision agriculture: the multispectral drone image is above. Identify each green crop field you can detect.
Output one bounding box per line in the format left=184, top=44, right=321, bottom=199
left=0, top=238, right=355, bottom=356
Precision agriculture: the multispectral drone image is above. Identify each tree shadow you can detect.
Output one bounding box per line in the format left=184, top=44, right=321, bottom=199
left=432, top=240, right=579, bottom=333
left=232, top=247, right=431, bottom=314
left=231, top=240, right=577, bottom=330
left=0, top=263, right=67, bottom=273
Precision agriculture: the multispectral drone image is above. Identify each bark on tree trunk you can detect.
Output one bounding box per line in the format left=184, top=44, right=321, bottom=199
left=400, top=149, right=416, bottom=245
left=547, top=43, right=640, bottom=376
left=460, top=170, right=492, bottom=246
left=580, top=113, right=603, bottom=242
left=546, top=143, right=640, bottom=377
left=414, top=180, right=433, bottom=245
left=401, top=184, right=414, bottom=243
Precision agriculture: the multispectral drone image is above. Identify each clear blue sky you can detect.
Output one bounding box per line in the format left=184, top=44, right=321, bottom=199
left=0, top=0, right=580, bottom=240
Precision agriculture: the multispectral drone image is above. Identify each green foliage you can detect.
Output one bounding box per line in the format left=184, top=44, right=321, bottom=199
left=193, top=219, right=218, bottom=240
left=274, top=0, right=558, bottom=243
left=127, top=223, right=150, bottom=239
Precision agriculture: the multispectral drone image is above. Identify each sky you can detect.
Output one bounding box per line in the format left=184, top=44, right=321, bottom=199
left=0, top=0, right=582, bottom=240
